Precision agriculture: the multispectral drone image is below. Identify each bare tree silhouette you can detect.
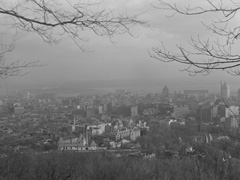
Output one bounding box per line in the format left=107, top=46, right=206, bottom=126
left=0, top=0, right=145, bottom=46
left=0, top=0, right=146, bottom=76
left=150, top=0, right=240, bottom=76
left=0, top=35, right=38, bottom=77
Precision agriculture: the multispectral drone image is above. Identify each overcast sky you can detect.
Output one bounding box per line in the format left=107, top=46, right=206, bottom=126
left=1, top=0, right=240, bottom=92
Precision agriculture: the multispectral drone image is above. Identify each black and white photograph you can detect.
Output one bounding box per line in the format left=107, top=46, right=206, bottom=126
left=0, top=0, right=240, bottom=179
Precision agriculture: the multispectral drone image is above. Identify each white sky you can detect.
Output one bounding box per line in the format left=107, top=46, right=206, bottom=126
left=1, top=0, right=240, bottom=92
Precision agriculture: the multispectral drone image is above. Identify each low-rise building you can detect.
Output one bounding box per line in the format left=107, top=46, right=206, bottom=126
left=58, top=134, right=97, bottom=151
left=114, top=127, right=141, bottom=141
left=130, top=128, right=141, bottom=141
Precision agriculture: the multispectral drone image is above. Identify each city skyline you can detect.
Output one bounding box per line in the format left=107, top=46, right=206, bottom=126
left=0, top=79, right=239, bottom=97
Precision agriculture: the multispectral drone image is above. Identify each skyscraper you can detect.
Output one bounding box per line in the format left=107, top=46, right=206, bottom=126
left=221, top=81, right=230, bottom=99
left=162, top=85, right=169, bottom=97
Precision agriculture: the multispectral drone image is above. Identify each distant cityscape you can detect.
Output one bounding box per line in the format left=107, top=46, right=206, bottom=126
left=0, top=81, right=240, bottom=156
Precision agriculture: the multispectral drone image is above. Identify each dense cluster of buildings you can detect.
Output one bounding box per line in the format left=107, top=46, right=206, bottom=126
left=0, top=81, right=240, bottom=154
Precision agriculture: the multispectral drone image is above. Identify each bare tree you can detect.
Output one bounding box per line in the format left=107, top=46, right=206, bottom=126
left=0, top=0, right=145, bottom=45
left=0, top=36, right=38, bottom=77
left=0, top=0, right=145, bottom=76
left=150, top=0, right=240, bottom=76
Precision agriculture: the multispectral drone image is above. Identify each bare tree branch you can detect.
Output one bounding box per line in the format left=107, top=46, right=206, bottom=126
left=151, top=0, right=240, bottom=76
left=0, top=33, right=40, bottom=77
left=0, top=0, right=146, bottom=76
left=0, top=0, right=146, bottom=47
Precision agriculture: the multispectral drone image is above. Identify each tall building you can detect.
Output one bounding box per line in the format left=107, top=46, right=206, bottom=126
left=99, top=106, right=103, bottom=115
left=162, top=85, right=169, bottom=97
left=131, top=106, right=138, bottom=117
left=221, top=81, right=230, bottom=99
left=161, top=85, right=170, bottom=103
left=86, top=107, right=94, bottom=118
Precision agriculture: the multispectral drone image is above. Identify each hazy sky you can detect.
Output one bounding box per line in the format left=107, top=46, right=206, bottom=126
left=1, top=0, right=240, bottom=92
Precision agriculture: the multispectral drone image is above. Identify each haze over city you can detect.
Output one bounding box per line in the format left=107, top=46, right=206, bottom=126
left=1, top=0, right=239, bottom=94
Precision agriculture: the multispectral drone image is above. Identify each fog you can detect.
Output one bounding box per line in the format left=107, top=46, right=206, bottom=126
left=1, top=0, right=239, bottom=93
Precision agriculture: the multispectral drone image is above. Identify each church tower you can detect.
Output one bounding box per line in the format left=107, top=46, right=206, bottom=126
left=221, top=81, right=230, bottom=99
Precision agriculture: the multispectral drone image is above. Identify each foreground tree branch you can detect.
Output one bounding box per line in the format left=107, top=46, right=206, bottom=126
left=1, top=0, right=146, bottom=46
left=0, top=39, right=39, bottom=77
left=151, top=0, right=240, bottom=76
left=0, top=0, right=145, bottom=76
